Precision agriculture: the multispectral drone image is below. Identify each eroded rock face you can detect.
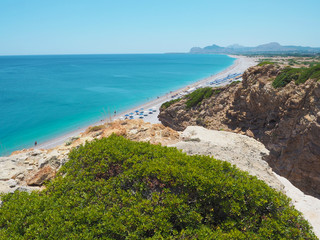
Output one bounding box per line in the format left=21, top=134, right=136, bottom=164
left=159, top=64, right=320, bottom=197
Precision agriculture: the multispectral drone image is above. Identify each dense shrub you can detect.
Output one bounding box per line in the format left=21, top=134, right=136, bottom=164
left=295, top=64, right=320, bottom=84
left=160, top=98, right=181, bottom=110
left=272, top=64, right=320, bottom=88
left=309, top=62, right=320, bottom=67
left=257, top=61, right=274, bottom=66
left=288, top=59, right=298, bottom=66
left=272, top=67, right=302, bottom=88
left=185, top=87, right=213, bottom=109
left=0, top=135, right=316, bottom=239
left=230, top=80, right=241, bottom=86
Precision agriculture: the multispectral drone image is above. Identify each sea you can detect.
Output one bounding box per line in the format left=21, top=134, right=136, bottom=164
left=0, top=54, right=235, bottom=156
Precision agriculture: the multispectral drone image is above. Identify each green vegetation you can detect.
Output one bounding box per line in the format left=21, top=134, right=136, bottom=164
left=273, top=64, right=320, bottom=88
left=0, top=135, right=316, bottom=239
left=288, top=59, right=298, bottom=66
left=257, top=61, right=274, bottom=66
left=272, top=67, right=302, bottom=88
left=259, top=58, right=273, bottom=62
left=307, top=61, right=320, bottom=67
left=246, top=53, right=320, bottom=57
left=160, top=98, right=181, bottom=110
left=185, top=87, right=213, bottom=109
left=161, top=87, right=225, bottom=111
left=296, top=64, right=320, bottom=84
left=88, top=125, right=105, bottom=132
left=214, top=89, right=222, bottom=94
left=230, top=80, right=241, bottom=86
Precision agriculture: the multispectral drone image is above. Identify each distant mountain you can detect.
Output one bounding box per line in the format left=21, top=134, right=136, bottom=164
left=189, top=42, right=320, bottom=54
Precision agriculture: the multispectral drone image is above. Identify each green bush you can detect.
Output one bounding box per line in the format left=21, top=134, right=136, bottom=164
left=0, top=135, right=316, bottom=239
left=296, top=64, right=320, bottom=84
left=185, top=87, right=213, bottom=109
left=160, top=98, right=181, bottom=110
left=309, top=62, right=320, bottom=67
left=272, top=64, right=320, bottom=88
left=288, top=59, right=298, bottom=66
left=230, top=80, right=241, bottom=86
left=214, top=89, right=222, bottom=94
left=257, top=61, right=274, bottom=66
left=272, top=67, right=302, bottom=88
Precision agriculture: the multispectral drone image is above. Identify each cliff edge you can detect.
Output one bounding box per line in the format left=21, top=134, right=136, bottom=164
left=159, top=64, right=320, bottom=198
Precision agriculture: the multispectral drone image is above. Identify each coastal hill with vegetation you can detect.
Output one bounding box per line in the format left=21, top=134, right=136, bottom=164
left=1, top=59, right=320, bottom=238
left=159, top=62, right=320, bottom=200
left=190, top=42, right=320, bottom=55
left=0, top=134, right=317, bottom=239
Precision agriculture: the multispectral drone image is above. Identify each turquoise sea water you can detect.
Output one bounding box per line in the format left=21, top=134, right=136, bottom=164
left=0, top=54, right=234, bottom=155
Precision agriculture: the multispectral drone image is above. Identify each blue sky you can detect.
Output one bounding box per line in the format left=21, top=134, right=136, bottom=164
left=0, top=0, right=319, bottom=55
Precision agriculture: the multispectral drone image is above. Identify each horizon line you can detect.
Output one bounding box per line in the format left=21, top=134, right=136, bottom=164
left=0, top=52, right=174, bottom=57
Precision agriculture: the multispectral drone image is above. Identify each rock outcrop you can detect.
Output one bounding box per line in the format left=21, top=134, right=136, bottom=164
left=0, top=120, right=180, bottom=193
left=172, top=126, right=284, bottom=192
left=26, top=165, right=56, bottom=186
left=159, top=64, right=320, bottom=198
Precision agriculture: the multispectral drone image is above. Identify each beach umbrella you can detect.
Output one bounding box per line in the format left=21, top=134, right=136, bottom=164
left=140, top=112, right=144, bottom=115
left=129, top=116, right=134, bottom=119
left=130, top=112, right=134, bottom=115
left=125, top=114, right=129, bottom=117
left=135, top=110, right=139, bottom=113
left=139, top=116, right=144, bottom=119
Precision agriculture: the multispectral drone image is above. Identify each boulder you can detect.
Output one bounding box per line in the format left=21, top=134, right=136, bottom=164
left=27, top=165, right=56, bottom=186
left=7, top=179, right=17, bottom=188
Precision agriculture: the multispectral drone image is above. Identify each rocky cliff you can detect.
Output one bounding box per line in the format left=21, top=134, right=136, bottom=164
left=159, top=64, right=320, bottom=198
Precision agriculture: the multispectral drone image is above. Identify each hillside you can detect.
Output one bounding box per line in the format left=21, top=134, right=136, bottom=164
left=159, top=63, right=320, bottom=198
left=189, top=42, right=320, bottom=55
left=0, top=135, right=316, bottom=239
left=1, top=64, right=320, bottom=237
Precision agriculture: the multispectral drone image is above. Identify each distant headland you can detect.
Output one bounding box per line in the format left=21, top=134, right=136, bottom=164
left=190, top=42, right=320, bottom=55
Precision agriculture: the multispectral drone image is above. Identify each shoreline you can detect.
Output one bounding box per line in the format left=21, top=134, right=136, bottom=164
left=30, top=55, right=256, bottom=151
left=3, top=55, right=320, bottom=238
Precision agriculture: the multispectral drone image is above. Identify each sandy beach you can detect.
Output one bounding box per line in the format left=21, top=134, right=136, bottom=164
left=35, top=55, right=257, bottom=150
